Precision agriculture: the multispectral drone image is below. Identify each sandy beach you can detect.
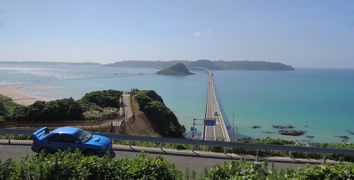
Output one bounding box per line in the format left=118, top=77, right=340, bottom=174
left=0, top=84, right=43, bottom=105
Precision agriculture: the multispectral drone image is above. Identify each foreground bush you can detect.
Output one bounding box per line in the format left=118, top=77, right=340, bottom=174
left=0, top=151, right=182, bottom=180
left=202, top=160, right=354, bottom=180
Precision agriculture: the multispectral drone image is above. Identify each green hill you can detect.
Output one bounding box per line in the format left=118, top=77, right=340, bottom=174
left=157, top=63, right=194, bottom=75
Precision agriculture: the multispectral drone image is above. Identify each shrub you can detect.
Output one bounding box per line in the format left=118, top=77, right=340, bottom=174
left=79, top=90, right=123, bottom=110
left=7, top=98, right=83, bottom=122
left=0, top=151, right=182, bottom=180
left=202, top=160, right=354, bottom=180
left=83, top=109, right=102, bottom=120
left=102, top=107, right=119, bottom=119
left=7, top=106, right=28, bottom=122
left=0, top=102, right=6, bottom=116
left=83, top=108, right=119, bottom=120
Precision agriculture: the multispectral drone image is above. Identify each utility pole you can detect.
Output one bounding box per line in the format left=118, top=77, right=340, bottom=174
left=192, top=118, right=196, bottom=138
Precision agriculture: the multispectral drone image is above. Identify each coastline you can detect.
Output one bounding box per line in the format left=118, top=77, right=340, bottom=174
left=0, top=84, right=44, bottom=105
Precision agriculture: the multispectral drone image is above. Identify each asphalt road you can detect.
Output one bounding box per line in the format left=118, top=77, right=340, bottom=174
left=122, top=94, right=133, bottom=120
left=0, top=144, right=309, bottom=176
left=204, top=71, right=230, bottom=141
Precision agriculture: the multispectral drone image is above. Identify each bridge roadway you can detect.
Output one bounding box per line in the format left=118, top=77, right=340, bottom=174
left=203, top=70, right=231, bottom=141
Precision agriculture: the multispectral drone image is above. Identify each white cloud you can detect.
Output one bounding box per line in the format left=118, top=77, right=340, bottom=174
left=192, top=30, right=213, bottom=37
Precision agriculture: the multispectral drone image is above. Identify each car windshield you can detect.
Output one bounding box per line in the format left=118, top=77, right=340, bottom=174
left=76, top=130, right=92, bottom=143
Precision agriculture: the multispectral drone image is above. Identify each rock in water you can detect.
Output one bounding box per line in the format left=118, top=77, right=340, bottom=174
left=272, top=125, right=294, bottom=129
left=279, top=130, right=304, bottom=136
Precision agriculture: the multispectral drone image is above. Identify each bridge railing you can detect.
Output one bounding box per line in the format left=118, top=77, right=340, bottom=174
left=0, top=128, right=353, bottom=156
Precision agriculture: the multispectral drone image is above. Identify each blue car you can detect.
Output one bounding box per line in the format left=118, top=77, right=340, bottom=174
left=31, top=127, right=115, bottom=157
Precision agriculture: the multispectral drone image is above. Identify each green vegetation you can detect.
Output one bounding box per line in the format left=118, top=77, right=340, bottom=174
left=82, top=107, right=119, bottom=120
left=135, top=90, right=186, bottom=138
left=157, top=63, right=194, bottom=75
left=1, top=90, right=122, bottom=122
left=0, top=151, right=353, bottom=179
left=202, top=160, right=354, bottom=180
left=7, top=98, right=83, bottom=122
left=109, top=60, right=295, bottom=71
left=0, top=94, right=23, bottom=122
left=0, top=151, right=182, bottom=180
left=1, top=89, right=186, bottom=138
left=0, top=102, right=6, bottom=116
left=78, top=90, right=122, bottom=111
left=78, top=90, right=122, bottom=121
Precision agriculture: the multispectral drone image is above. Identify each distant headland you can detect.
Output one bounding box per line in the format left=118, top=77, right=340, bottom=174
left=107, top=59, right=295, bottom=71
left=0, top=60, right=295, bottom=71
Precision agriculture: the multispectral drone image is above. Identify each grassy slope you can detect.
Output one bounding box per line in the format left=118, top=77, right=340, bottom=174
left=0, top=94, right=23, bottom=111
left=0, top=94, right=23, bottom=122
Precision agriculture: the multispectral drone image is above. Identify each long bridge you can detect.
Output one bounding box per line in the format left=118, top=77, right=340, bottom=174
left=190, top=67, right=231, bottom=141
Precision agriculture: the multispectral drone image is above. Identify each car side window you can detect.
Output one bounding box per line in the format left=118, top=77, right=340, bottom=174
left=61, top=134, right=76, bottom=143
left=47, top=134, right=61, bottom=142
left=47, top=134, right=76, bottom=143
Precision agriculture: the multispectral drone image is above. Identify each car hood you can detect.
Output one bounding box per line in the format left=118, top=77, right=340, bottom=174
left=84, top=135, right=111, bottom=147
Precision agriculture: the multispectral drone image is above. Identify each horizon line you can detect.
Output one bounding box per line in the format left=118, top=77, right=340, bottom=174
left=0, top=60, right=353, bottom=70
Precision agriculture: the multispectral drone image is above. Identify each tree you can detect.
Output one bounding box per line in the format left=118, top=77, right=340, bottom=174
left=27, top=101, right=46, bottom=120
left=0, top=102, right=6, bottom=116
left=24, top=98, right=83, bottom=121
left=79, top=90, right=123, bottom=110
left=8, top=106, right=28, bottom=122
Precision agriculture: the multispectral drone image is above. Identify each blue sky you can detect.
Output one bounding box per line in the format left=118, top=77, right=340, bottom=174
left=0, top=0, right=353, bottom=68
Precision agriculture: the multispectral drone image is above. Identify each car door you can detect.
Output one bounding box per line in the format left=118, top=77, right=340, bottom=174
left=63, top=134, right=80, bottom=151
left=46, top=133, right=68, bottom=151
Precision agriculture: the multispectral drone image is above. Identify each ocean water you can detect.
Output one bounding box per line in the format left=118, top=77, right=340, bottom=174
left=0, top=63, right=353, bottom=143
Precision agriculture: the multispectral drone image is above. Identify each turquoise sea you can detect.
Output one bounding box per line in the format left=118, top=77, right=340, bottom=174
left=0, top=63, right=353, bottom=143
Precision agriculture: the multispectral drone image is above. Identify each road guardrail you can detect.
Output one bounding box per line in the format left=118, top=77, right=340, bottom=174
left=0, top=128, right=353, bottom=156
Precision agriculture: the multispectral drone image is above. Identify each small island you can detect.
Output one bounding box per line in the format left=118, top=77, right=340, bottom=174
left=156, top=63, right=194, bottom=76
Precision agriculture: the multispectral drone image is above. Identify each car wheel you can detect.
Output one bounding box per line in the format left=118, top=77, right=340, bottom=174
left=84, top=149, right=97, bottom=156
